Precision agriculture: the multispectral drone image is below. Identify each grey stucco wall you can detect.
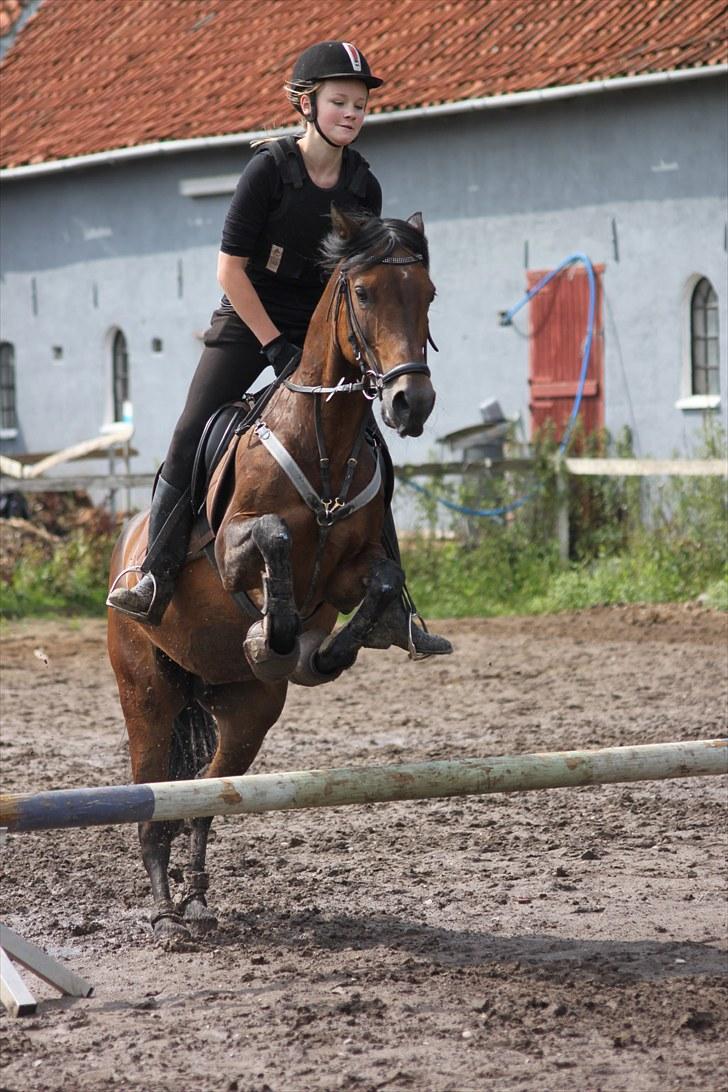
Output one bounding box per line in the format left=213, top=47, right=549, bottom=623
left=1, top=76, right=726, bottom=502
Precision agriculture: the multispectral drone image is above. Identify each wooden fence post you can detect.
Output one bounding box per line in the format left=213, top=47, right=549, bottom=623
left=555, top=454, right=569, bottom=561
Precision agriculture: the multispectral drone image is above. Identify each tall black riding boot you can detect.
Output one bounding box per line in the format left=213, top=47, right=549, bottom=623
left=364, top=508, right=453, bottom=658
left=107, top=476, right=194, bottom=626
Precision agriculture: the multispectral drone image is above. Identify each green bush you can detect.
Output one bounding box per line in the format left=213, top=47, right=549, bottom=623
left=401, top=422, right=727, bottom=617
left=1, top=425, right=725, bottom=619
left=0, top=530, right=115, bottom=619
left=402, top=526, right=727, bottom=619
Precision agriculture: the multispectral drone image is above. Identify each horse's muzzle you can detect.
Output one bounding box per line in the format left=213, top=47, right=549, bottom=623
left=381, top=372, right=436, bottom=437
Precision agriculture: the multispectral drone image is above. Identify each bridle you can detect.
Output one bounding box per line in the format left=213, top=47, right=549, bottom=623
left=283, top=250, right=438, bottom=402
left=337, top=254, right=435, bottom=399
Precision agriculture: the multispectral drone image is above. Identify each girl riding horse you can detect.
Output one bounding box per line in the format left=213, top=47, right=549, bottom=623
left=107, top=39, right=450, bottom=657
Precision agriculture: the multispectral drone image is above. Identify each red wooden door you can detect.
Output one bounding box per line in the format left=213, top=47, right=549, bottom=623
left=528, top=264, right=604, bottom=443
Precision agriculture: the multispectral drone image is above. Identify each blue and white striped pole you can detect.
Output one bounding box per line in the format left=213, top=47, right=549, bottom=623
left=2, top=740, right=725, bottom=834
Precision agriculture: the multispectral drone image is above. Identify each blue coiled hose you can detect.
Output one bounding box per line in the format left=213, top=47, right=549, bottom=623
left=400, top=253, right=596, bottom=519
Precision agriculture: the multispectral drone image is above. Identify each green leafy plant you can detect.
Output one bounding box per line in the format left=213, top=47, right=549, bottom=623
left=1, top=423, right=725, bottom=619
left=401, top=422, right=726, bottom=617
left=1, top=529, right=115, bottom=618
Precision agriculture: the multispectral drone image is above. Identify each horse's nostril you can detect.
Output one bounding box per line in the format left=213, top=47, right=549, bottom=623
left=392, top=390, right=409, bottom=422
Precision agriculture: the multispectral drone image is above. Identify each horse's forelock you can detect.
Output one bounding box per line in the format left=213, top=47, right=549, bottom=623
left=319, top=214, right=429, bottom=275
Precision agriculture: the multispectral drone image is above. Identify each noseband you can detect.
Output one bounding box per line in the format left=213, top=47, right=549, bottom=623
left=336, top=253, right=434, bottom=401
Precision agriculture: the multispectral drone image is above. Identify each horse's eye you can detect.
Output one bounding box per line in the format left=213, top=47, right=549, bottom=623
left=354, top=285, right=368, bottom=304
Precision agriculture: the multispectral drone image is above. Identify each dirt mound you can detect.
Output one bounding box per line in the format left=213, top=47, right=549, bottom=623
left=0, top=492, right=118, bottom=583
left=0, top=517, right=59, bottom=582
left=24, top=491, right=117, bottom=537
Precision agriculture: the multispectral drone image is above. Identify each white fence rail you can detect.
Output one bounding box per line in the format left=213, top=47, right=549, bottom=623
left=3, top=456, right=724, bottom=494
left=563, top=457, right=726, bottom=478
left=1, top=453, right=725, bottom=562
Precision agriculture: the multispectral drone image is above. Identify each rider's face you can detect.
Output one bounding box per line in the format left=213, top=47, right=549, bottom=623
left=310, top=80, right=369, bottom=145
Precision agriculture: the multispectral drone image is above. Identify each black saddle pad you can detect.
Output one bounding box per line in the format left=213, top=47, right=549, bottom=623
left=190, top=398, right=254, bottom=516
left=190, top=378, right=286, bottom=517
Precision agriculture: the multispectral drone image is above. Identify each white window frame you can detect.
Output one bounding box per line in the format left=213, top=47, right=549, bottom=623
left=676, top=274, right=721, bottom=410
left=0, top=341, right=18, bottom=439
left=104, top=326, right=131, bottom=427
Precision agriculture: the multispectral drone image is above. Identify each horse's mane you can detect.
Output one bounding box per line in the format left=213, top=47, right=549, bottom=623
left=319, top=212, right=429, bottom=275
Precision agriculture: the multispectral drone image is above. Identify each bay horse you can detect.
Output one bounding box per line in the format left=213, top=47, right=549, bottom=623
left=107, top=208, right=438, bottom=943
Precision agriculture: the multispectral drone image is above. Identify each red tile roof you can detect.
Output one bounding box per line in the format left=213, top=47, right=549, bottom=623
left=1, top=0, right=726, bottom=169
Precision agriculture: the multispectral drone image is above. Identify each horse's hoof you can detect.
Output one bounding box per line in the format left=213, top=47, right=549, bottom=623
left=182, top=897, right=218, bottom=935
left=290, top=629, right=343, bottom=687
left=152, top=912, right=192, bottom=948
left=244, top=620, right=299, bottom=681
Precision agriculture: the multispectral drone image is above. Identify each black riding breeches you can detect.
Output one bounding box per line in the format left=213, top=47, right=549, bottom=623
left=162, top=311, right=307, bottom=491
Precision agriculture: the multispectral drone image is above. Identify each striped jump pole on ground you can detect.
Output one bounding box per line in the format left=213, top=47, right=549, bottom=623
left=1, top=740, right=726, bottom=834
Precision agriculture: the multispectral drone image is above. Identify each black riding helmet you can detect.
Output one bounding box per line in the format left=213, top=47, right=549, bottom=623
left=291, top=40, right=384, bottom=91
left=288, top=41, right=383, bottom=148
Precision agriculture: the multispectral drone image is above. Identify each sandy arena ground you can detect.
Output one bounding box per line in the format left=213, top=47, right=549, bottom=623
left=1, top=606, right=726, bottom=1091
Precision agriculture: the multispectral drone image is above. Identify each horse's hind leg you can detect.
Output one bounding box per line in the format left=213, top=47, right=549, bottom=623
left=171, top=703, right=219, bottom=934
left=176, top=678, right=286, bottom=927
left=141, top=819, right=188, bottom=942
left=108, top=616, right=192, bottom=943
left=314, top=558, right=404, bottom=677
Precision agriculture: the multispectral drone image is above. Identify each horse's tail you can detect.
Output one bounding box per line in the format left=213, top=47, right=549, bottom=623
left=169, top=700, right=218, bottom=781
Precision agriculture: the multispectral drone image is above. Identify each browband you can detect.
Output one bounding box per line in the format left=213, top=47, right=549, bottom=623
left=381, top=254, right=423, bottom=265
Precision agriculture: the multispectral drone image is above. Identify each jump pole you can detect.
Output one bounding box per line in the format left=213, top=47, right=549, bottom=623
left=1, top=740, right=726, bottom=834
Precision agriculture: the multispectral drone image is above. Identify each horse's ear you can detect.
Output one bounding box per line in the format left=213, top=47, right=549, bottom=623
left=407, top=211, right=425, bottom=234
left=330, top=204, right=361, bottom=240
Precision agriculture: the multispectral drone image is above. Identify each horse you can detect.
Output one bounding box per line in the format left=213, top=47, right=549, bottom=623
left=107, top=208, right=439, bottom=943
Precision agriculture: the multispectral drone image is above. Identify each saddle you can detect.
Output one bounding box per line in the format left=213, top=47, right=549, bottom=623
left=180, top=396, right=259, bottom=618
left=191, top=399, right=254, bottom=523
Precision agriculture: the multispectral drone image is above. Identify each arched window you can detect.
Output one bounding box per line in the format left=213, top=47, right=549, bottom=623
left=690, top=278, right=720, bottom=396
left=0, top=341, right=17, bottom=432
left=112, top=329, right=130, bottom=422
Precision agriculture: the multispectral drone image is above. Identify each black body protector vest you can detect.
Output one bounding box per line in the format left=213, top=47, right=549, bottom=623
left=248, top=136, right=372, bottom=287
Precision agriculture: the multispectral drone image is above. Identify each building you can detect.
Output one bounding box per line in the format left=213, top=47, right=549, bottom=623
left=1, top=0, right=726, bottom=505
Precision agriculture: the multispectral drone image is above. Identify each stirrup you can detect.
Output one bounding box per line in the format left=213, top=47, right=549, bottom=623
left=406, top=609, right=436, bottom=661
left=106, top=566, right=159, bottom=618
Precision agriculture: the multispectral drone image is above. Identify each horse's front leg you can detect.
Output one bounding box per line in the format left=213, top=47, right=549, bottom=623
left=177, top=679, right=287, bottom=928
left=178, top=816, right=215, bottom=935
left=311, top=557, right=404, bottom=678
left=216, top=513, right=300, bottom=680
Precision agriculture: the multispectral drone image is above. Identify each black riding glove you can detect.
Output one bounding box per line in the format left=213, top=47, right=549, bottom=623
left=261, top=335, right=302, bottom=377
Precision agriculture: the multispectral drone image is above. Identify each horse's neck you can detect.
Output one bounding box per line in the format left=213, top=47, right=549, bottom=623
left=281, top=286, right=371, bottom=453
left=295, top=277, right=347, bottom=392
